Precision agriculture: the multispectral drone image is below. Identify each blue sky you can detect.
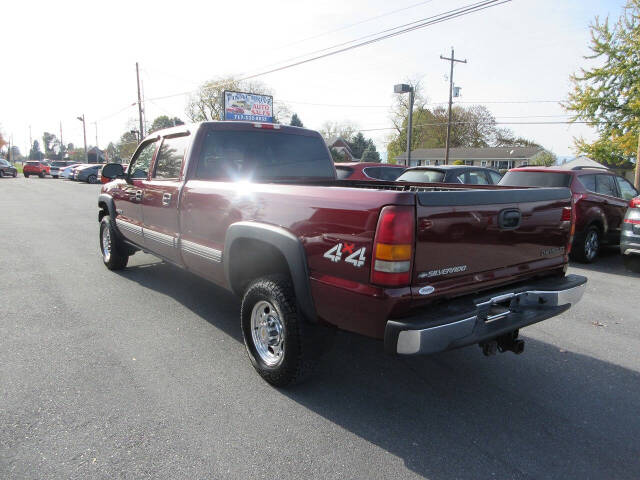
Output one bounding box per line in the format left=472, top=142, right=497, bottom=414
left=1, top=0, right=629, bottom=157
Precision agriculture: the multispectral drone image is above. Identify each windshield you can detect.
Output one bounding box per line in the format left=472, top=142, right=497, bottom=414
left=499, top=171, right=571, bottom=187
left=396, top=169, right=446, bottom=183
left=195, top=129, right=334, bottom=181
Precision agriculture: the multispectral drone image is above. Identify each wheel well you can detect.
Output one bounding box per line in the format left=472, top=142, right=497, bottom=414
left=228, top=238, right=290, bottom=296
left=98, top=202, right=109, bottom=222
left=588, top=220, right=604, bottom=234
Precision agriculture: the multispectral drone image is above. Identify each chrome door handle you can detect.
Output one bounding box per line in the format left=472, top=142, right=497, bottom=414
left=135, top=190, right=143, bottom=201
left=162, top=193, right=172, bottom=206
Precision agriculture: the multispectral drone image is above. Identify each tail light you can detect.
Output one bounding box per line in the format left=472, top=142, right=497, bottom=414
left=253, top=123, right=280, bottom=129
left=629, top=197, right=640, bottom=208
left=564, top=202, right=576, bottom=256
left=371, top=206, right=414, bottom=286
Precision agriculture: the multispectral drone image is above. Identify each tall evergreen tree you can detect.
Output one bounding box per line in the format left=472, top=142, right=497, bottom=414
left=289, top=113, right=304, bottom=127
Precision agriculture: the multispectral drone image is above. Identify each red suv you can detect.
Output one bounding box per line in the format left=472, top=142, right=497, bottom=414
left=500, top=166, right=639, bottom=262
left=23, top=161, right=50, bottom=178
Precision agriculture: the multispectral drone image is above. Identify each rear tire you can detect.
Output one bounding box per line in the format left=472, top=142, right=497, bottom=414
left=24, top=173, right=29, bottom=178
left=241, top=275, right=330, bottom=387
left=87, top=174, right=97, bottom=184
left=99, top=215, right=129, bottom=270
left=0, top=170, right=4, bottom=178
left=13, top=171, right=17, bottom=178
left=571, top=225, right=600, bottom=263
left=53, top=175, right=58, bottom=179
left=38, top=172, right=45, bottom=178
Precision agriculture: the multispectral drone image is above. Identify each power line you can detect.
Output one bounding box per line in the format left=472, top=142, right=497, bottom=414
left=238, top=0, right=511, bottom=82
left=271, top=0, right=438, bottom=52
left=145, top=0, right=511, bottom=103
left=358, top=120, right=611, bottom=132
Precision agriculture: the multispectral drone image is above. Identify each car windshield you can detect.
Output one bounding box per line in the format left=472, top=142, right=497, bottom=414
left=196, top=129, right=334, bottom=180
left=26, top=161, right=40, bottom=166
left=396, top=169, right=446, bottom=183
left=499, top=171, right=571, bottom=187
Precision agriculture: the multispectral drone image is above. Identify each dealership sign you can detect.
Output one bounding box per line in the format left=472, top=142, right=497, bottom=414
left=223, top=91, right=274, bottom=122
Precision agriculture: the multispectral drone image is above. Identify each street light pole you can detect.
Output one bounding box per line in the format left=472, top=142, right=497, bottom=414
left=394, top=83, right=415, bottom=167
left=77, top=114, right=87, bottom=163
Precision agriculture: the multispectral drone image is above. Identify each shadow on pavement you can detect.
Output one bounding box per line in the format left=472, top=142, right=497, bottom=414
left=117, top=260, right=640, bottom=479
left=570, top=245, right=640, bottom=278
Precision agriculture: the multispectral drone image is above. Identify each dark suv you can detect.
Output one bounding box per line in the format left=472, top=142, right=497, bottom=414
left=500, top=166, right=639, bottom=262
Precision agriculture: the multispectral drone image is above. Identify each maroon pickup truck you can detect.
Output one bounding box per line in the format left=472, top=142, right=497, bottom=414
left=98, top=122, right=587, bottom=386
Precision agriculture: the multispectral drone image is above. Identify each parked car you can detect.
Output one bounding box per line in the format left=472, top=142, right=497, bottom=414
left=396, top=165, right=503, bottom=185
left=621, top=196, right=640, bottom=272
left=23, top=161, right=50, bottom=178
left=0, top=159, right=18, bottom=177
left=99, top=164, right=128, bottom=184
left=97, top=121, right=586, bottom=387
left=335, top=162, right=406, bottom=181
left=500, top=166, right=639, bottom=262
left=75, top=164, right=103, bottom=183
left=69, top=163, right=92, bottom=181
left=49, top=160, right=78, bottom=178
left=59, top=163, right=82, bottom=179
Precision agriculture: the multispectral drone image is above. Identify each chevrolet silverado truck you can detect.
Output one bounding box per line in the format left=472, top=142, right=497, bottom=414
left=98, top=121, right=587, bottom=386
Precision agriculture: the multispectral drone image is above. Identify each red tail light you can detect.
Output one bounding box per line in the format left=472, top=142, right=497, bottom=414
left=561, top=207, right=572, bottom=221
left=371, top=206, right=415, bottom=286
left=565, top=201, right=576, bottom=256
left=629, top=197, right=640, bottom=208
left=253, top=123, right=280, bottom=129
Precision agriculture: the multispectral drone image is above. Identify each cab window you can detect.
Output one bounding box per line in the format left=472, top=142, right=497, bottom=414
left=153, top=134, right=189, bottom=180
left=128, top=140, right=157, bottom=179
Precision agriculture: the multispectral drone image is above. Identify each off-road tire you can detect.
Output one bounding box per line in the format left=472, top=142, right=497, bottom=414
left=241, top=275, right=330, bottom=387
left=571, top=225, right=601, bottom=263
left=99, top=215, right=129, bottom=270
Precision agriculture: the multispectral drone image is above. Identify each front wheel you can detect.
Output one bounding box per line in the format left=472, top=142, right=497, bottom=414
left=99, top=215, right=129, bottom=270
left=87, top=174, right=97, bottom=184
left=13, top=171, right=18, bottom=177
left=241, top=275, right=328, bottom=387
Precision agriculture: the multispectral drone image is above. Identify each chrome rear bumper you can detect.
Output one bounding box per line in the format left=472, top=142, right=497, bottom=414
left=385, top=274, right=587, bottom=355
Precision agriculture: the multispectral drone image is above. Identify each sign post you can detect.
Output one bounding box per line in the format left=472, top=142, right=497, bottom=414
left=223, top=91, right=274, bottom=123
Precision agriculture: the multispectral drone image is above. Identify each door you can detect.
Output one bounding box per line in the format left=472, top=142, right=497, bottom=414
left=114, top=139, right=158, bottom=246
left=141, top=133, right=190, bottom=263
left=595, top=174, right=626, bottom=242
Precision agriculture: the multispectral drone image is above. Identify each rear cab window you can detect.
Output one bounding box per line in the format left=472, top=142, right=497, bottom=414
left=595, top=174, right=618, bottom=197
left=499, top=171, right=571, bottom=187
left=195, top=128, right=334, bottom=181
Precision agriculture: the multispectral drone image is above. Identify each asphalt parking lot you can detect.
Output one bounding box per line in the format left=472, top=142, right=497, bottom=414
left=1, top=176, right=639, bottom=479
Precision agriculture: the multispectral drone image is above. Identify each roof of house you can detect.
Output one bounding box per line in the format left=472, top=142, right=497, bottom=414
left=395, top=146, right=544, bottom=161
left=559, top=156, right=609, bottom=170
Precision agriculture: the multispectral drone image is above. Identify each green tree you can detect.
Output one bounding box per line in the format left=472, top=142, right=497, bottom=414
left=29, top=140, right=43, bottom=160
left=565, top=0, right=640, bottom=184
left=348, top=132, right=370, bottom=158
left=105, top=142, right=120, bottom=163
left=361, top=145, right=381, bottom=162
left=290, top=113, right=304, bottom=127
left=186, top=76, right=289, bottom=123
left=149, top=115, right=184, bottom=133
left=453, top=160, right=465, bottom=165
left=42, top=132, right=58, bottom=159
left=530, top=150, right=557, bottom=167
left=318, top=121, right=358, bottom=143
left=117, top=132, right=138, bottom=161
left=330, top=147, right=346, bottom=163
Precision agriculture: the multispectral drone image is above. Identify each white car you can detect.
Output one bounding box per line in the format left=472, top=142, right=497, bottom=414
left=59, top=163, right=82, bottom=179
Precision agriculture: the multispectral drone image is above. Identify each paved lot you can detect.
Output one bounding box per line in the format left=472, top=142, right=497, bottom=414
left=1, top=176, right=639, bottom=479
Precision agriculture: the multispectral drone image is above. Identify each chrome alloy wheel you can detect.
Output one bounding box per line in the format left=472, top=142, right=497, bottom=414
left=102, top=225, right=112, bottom=262
left=585, top=229, right=599, bottom=261
left=250, top=300, right=285, bottom=366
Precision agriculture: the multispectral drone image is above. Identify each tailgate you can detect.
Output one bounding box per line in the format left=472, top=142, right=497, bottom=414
left=413, top=188, right=572, bottom=297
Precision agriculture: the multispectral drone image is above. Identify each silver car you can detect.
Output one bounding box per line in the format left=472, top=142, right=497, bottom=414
left=621, top=196, right=640, bottom=272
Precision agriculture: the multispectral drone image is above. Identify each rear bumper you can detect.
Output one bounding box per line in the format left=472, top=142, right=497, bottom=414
left=384, top=274, right=587, bottom=355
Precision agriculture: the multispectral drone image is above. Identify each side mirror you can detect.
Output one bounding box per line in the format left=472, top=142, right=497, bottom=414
left=101, top=163, right=125, bottom=180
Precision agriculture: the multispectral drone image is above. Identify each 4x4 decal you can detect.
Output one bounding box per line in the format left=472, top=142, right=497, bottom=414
left=323, top=243, right=366, bottom=268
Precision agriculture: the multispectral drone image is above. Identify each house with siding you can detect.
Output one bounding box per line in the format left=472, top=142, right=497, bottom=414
left=394, top=146, right=546, bottom=169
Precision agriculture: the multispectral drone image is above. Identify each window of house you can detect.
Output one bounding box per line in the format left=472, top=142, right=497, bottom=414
left=464, top=160, right=474, bottom=166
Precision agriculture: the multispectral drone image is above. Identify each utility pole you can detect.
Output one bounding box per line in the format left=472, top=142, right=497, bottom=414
left=59, top=121, right=64, bottom=159
left=136, top=62, right=144, bottom=141
left=635, top=134, right=639, bottom=189
left=77, top=114, right=88, bottom=162
left=440, top=47, right=467, bottom=165
left=94, top=122, right=99, bottom=162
